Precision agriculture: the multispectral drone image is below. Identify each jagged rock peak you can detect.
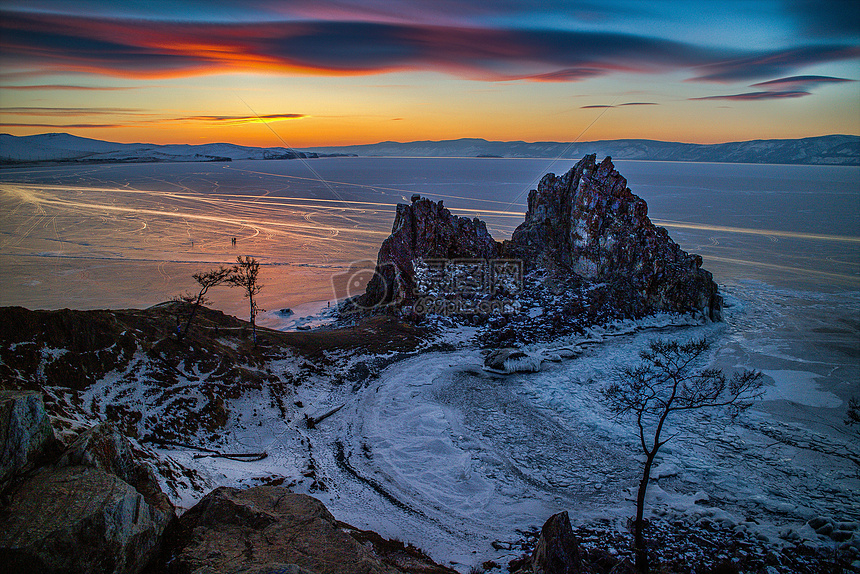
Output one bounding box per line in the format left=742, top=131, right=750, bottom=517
left=360, top=196, right=501, bottom=308
left=507, top=154, right=721, bottom=319
left=355, top=155, right=721, bottom=321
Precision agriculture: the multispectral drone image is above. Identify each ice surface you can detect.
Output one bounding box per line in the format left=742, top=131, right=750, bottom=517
left=153, top=301, right=858, bottom=570
left=265, top=299, right=337, bottom=331
left=761, top=369, right=843, bottom=408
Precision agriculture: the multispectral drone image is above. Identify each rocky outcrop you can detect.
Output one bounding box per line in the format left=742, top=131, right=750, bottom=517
left=358, top=155, right=721, bottom=321
left=358, top=196, right=500, bottom=309
left=506, top=155, right=721, bottom=319
left=56, top=423, right=175, bottom=518
left=161, top=486, right=401, bottom=574
left=0, top=466, right=170, bottom=574
left=0, top=390, right=59, bottom=490
left=532, top=512, right=584, bottom=574
left=509, top=512, right=636, bottom=574
left=0, top=393, right=174, bottom=574
left=0, top=390, right=457, bottom=574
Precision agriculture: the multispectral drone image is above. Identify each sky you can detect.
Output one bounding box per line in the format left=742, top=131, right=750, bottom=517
left=0, top=0, right=858, bottom=148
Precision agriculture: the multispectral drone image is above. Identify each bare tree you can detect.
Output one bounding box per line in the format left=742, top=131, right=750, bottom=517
left=602, top=337, right=764, bottom=573
left=229, top=256, right=263, bottom=344
left=176, top=266, right=234, bottom=342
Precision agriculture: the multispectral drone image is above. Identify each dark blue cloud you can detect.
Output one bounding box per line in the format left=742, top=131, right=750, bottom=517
left=751, top=75, right=855, bottom=90
left=0, top=13, right=206, bottom=74
left=0, top=9, right=857, bottom=84
left=691, top=45, right=860, bottom=82
left=0, top=0, right=654, bottom=25
left=691, top=90, right=810, bottom=101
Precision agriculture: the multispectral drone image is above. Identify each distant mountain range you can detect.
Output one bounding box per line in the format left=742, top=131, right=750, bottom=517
left=1, top=132, right=857, bottom=166
left=0, top=132, right=345, bottom=166
left=306, top=135, right=860, bottom=165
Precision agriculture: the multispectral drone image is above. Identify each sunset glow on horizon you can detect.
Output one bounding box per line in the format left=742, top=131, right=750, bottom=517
left=1, top=0, right=858, bottom=148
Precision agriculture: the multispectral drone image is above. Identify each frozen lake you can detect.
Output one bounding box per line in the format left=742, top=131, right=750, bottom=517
left=1, top=158, right=858, bottom=321
left=2, top=157, right=859, bottom=568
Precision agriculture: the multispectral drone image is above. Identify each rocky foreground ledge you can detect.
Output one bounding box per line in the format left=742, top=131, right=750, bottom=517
left=352, top=155, right=721, bottom=339
left=0, top=389, right=653, bottom=574
left=0, top=390, right=459, bottom=574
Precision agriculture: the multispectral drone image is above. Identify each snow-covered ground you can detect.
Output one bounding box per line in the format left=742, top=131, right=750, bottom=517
left=153, top=285, right=858, bottom=571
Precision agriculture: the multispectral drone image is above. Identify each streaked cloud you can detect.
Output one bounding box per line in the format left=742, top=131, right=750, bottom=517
left=2, top=9, right=856, bottom=84
left=176, top=113, right=307, bottom=125
left=0, top=108, right=307, bottom=127
left=750, top=75, right=855, bottom=90
left=0, top=122, right=123, bottom=128
left=689, top=45, right=860, bottom=83
left=525, top=68, right=606, bottom=82
left=0, top=1, right=661, bottom=27
left=0, top=84, right=136, bottom=90
left=691, top=73, right=855, bottom=102
left=691, top=90, right=810, bottom=101
left=1, top=106, right=145, bottom=116
left=580, top=102, right=658, bottom=108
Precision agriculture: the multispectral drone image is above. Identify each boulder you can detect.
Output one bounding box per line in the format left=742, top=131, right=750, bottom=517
left=0, top=465, right=169, bottom=574
left=532, top=511, right=584, bottom=574
left=506, top=155, right=721, bottom=319
left=483, top=348, right=542, bottom=374
left=162, top=486, right=400, bottom=574
left=0, top=390, right=58, bottom=490
left=56, top=423, right=174, bottom=517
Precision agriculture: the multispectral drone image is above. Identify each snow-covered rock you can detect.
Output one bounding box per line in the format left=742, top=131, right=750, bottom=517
left=483, top=348, right=543, bottom=374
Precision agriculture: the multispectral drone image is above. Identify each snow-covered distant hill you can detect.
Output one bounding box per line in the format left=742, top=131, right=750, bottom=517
left=305, top=135, right=860, bottom=165
left=2, top=132, right=857, bottom=166
left=0, top=133, right=330, bottom=165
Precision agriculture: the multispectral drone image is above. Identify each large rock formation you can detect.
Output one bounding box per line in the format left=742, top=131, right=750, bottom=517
left=160, top=485, right=451, bottom=574
left=531, top=511, right=583, bottom=574
left=359, top=196, right=500, bottom=309
left=506, top=154, right=721, bottom=319
left=357, top=155, right=721, bottom=321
